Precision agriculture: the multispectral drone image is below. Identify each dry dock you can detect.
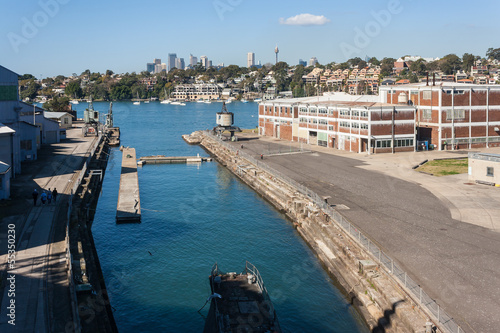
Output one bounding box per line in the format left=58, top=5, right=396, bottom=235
left=116, top=148, right=141, bottom=222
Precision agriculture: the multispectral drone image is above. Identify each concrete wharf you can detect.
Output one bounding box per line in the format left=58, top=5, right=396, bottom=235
left=116, top=148, right=141, bottom=222
left=139, top=155, right=212, bottom=164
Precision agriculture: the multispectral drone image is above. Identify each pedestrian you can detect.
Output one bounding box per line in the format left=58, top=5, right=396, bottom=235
left=52, top=188, right=58, bottom=203
left=40, top=191, right=47, bottom=205
left=32, top=189, right=39, bottom=206
left=47, top=189, right=53, bottom=204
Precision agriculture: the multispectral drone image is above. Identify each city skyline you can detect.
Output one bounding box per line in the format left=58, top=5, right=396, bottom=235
left=2, top=0, right=499, bottom=77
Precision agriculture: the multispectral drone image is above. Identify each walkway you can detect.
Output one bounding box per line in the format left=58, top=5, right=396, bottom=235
left=0, top=124, right=98, bottom=333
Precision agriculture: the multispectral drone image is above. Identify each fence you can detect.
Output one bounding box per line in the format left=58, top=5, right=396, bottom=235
left=203, top=131, right=464, bottom=333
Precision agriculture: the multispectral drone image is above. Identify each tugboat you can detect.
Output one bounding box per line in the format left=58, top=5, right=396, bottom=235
left=203, top=261, right=281, bottom=333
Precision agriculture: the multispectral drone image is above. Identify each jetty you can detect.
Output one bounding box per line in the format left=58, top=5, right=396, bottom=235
left=116, top=147, right=141, bottom=222
left=139, top=155, right=212, bottom=165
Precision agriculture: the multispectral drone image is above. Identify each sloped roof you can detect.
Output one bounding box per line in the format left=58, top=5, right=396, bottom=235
left=0, top=123, right=15, bottom=135
left=44, top=111, right=71, bottom=119
left=0, top=161, right=11, bottom=174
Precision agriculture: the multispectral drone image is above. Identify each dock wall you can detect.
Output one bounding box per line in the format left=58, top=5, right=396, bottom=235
left=66, top=133, right=118, bottom=333
left=197, top=132, right=431, bottom=333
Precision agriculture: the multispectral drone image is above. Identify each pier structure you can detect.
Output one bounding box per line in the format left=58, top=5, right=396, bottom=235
left=139, top=155, right=212, bottom=164
left=116, top=148, right=141, bottom=222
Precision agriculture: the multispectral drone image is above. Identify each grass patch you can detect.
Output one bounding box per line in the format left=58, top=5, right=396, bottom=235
left=418, top=158, right=468, bottom=176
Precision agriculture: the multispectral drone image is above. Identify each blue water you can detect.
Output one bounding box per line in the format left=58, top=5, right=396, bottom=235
left=72, top=101, right=368, bottom=332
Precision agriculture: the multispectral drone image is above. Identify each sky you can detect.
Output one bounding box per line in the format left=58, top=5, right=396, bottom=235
left=1, top=0, right=499, bottom=77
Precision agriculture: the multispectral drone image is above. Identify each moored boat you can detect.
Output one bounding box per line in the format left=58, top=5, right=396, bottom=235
left=202, top=261, right=281, bottom=333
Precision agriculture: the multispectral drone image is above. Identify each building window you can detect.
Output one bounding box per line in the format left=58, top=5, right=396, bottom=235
left=423, top=91, right=432, bottom=100
left=376, top=140, right=392, bottom=148
left=446, top=109, right=465, bottom=120
left=339, top=121, right=350, bottom=128
left=487, top=167, right=494, bottom=177
left=422, top=109, right=432, bottom=120
left=394, top=138, right=414, bottom=147
left=63, top=117, right=69, bottom=124
left=360, top=111, right=368, bottom=118
left=319, top=119, right=328, bottom=125
left=309, top=108, right=317, bottom=114
left=339, top=109, right=350, bottom=116
left=360, top=123, right=368, bottom=130
left=319, top=108, right=327, bottom=114
left=328, top=126, right=334, bottom=131
left=21, top=140, right=32, bottom=150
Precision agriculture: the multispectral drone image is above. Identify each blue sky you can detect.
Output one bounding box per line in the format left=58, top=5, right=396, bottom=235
left=1, top=0, right=499, bottom=77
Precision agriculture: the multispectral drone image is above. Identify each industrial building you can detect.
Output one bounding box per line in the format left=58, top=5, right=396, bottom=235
left=468, top=153, right=500, bottom=186
left=258, top=93, right=416, bottom=154
left=0, top=64, right=63, bottom=198
left=379, top=83, right=500, bottom=150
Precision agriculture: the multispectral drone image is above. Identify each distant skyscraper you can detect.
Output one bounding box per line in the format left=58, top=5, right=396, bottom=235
left=200, top=56, right=208, bottom=69
left=208, top=60, right=213, bottom=68
left=275, top=45, right=279, bottom=64
left=154, top=58, right=161, bottom=65
left=247, top=52, right=255, bottom=68
left=175, top=58, right=185, bottom=70
left=298, top=59, right=307, bottom=67
left=154, top=63, right=162, bottom=74
left=147, top=63, right=155, bottom=73
left=190, top=54, right=198, bottom=67
left=168, top=53, right=177, bottom=71
left=309, top=57, right=318, bottom=67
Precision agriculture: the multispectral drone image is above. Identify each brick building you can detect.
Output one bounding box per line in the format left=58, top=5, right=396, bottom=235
left=258, top=94, right=416, bottom=154
left=379, top=83, right=500, bottom=150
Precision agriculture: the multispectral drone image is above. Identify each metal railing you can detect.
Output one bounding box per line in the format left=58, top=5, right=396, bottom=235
left=203, top=130, right=464, bottom=333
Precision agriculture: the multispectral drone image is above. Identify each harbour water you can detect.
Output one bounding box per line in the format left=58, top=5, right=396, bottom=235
left=72, top=101, right=368, bottom=332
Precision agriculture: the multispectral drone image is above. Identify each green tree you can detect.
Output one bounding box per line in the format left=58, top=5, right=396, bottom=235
left=439, top=54, right=462, bottom=75
left=368, top=57, right=380, bottom=66
left=106, top=69, right=114, bottom=76
left=380, top=58, right=396, bottom=77
left=20, top=80, right=40, bottom=100
left=462, top=53, right=476, bottom=73
left=486, top=48, right=500, bottom=60
left=20, top=74, right=35, bottom=80
left=43, top=96, right=70, bottom=112
left=110, top=85, right=132, bottom=100
left=409, top=58, right=427, bottom=76
left=65, top=80, right=82, bottom=98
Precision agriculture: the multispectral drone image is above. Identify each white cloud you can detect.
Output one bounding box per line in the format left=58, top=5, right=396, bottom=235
left=279, top=13, right=330, bottom=26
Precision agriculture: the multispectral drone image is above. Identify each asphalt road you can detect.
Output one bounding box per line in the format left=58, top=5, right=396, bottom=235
left=233, top=136, right=500, bottom=333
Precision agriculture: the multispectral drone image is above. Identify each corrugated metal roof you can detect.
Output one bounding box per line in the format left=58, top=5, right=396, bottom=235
left=0, top=123, right=15, bottom=134
left=44, top=111, right=70, bottom=119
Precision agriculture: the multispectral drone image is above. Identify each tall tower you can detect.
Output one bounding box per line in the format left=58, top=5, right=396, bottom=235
left=247, top=52, right=255, bottom=68
left=275, top=45, right=279, bottom=64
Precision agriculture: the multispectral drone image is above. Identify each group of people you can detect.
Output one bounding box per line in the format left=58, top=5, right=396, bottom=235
left=32, top=188, right=58, bottom=206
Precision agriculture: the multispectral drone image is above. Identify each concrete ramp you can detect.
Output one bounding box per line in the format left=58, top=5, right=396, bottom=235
left=116, top=148, right=141, bottom=222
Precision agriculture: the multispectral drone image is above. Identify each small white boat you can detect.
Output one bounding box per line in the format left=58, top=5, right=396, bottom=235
left=254, top=98, right=262, bottom=102
left=204, top=100, right=212, bottom=104
left=196, top=99, right=204, bottom=103
left=171, top=101, right=181, bottom=105
left=179, top=103, right=186, bottom=106
left=70, top=100, right=79, bottom=105
left=241, top=99, right=248, bottom=103
left=225, top=100, right=232, bottom=104
left=133, top=92, right=140, bottom=105
left=160, top=99, right=171, bottom=104
left=145, top=100, right=150, bottom=103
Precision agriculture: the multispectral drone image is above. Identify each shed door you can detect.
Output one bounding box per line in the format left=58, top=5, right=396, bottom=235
left=46, top=131, right=57, bottom=144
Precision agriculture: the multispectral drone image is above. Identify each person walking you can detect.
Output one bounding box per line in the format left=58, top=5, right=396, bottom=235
left=47, top=189, right=53, bottom=205
left=52, top=188, right=58, bottom=203
left=40, top=191, right=47, bottom=205
left=32, top=189, right=39, bottom=206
